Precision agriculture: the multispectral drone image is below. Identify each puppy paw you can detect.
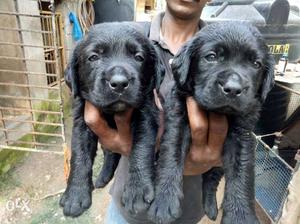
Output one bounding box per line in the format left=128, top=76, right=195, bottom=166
left=148, top=185, right=183, bottom=224
left=221, top=212, right=260, bottom=224
left=121, top=177, right=154, bottom=214
left=95, top=172, right=113, bottom=188
left=204, top=194, right=218, bottom=220
left=59, top=185, right=92, bottom=217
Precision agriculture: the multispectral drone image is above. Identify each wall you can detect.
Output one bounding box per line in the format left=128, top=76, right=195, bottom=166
left=0, top=0, right=48, bottom=109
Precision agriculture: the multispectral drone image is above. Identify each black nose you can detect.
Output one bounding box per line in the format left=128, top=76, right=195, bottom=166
left=109, top=74, right=129, bottom=92
left=219, top=74, right=244, bottom=97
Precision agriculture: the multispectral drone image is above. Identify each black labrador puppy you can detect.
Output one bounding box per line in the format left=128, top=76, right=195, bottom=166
left=60, top=22, right=162, bottom=217
left=148, top=22, right=274, bottom=224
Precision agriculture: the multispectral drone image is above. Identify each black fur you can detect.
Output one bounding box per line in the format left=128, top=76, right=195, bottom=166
left=148, top=22, right=275, bottom=224
left=60, top=22, right=162, bottom=217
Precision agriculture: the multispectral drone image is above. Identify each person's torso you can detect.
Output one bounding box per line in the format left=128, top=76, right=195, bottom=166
left=109, top=13, right=205, bottom=224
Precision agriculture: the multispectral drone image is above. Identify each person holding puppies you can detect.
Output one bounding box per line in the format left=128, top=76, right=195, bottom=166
left=84, top=0, right=228, bottom=223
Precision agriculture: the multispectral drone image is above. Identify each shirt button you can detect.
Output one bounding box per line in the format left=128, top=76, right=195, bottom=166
left=169, top=58, right=173, bottom=65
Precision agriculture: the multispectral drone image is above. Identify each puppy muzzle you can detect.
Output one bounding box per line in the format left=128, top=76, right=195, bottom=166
left=217, top=73, right=249, bottom=98
left=105, top=66, right=130, bottom=94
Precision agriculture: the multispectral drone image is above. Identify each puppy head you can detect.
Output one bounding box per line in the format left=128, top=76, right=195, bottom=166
left=65, top=22, right=163, bottom=113
left=172, top=22, right=275, bottom=114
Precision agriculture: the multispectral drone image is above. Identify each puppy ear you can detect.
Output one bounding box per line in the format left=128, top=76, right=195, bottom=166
left=145, top=46, right=165, bottom=94
left=260, top=53, right=275, bottom=101
left=64, top=41, right=82, bottom=97
left=171, top=43, right=193, bottom=90
left=154, top=55, right=165, bottom=91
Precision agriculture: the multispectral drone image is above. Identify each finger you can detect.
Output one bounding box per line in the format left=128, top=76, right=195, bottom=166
left=114, top=108, right=133, bottom=137
left=186, top=97, right=208, bottom=146
left=208, top=112, right=228, bottom=152
left=84, top=101, right=101, bottom=123
left=183, top=160, right=212, bottom=175
left=153, top=89, right=163, bottom=111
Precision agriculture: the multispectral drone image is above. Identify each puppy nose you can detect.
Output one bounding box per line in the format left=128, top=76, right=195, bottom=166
left=219, top=74, right=243, bottom=97
left=109, top=74, right=129, bottom=92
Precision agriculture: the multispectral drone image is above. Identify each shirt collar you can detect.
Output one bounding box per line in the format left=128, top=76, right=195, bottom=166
left=149, top=12, right=206, bottom=54
left=149, top=12, right=168, bottom=50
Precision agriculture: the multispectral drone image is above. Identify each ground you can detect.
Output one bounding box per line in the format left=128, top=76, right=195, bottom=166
left=0, top=150, right=112, bottom=224
left=0, top=104, right=113, bottom=224
left=0, top=145, right=222, bottom=224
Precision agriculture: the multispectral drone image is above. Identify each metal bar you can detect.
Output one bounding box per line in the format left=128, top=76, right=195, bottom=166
left=0, top=129, right=63, bottom=137
left=255, top=200, right=274, bottom=222
left=1, top=140, right=59, bottom=147
left=48, top=80, right=61, bottom=87
left=0, top=41, right=55, bottom=49
left=276, top=83, right=300, bottom=95
left=211, top=1, right=229, bottom=18
left=0, top=109, right=8, bottom=145
left=59, top=16, right=67, bottom=70
left=0, top=56, right=56, bottom=63
left=0, top=145, right=64, bottom=155
left=45, top=14, right=53, bottom=85
left=0, top=106, right=61, bottom=115
left=0, top=118, right=63, bottom=127
left=263, top=33, right=300, bottom=39
left=50, top=1, right=67, bottom=145
left=14, top=0, right=37, bottom=149
left=0, top=27, right=53, bottom=34
left=0, top=82, right=59, bottom=90
left=44, top=47, right=63, bottom=53
left=255, top=135, right=294, bottom=172
left=0, top=69, right=57, bottom=77
left=0, top=95, right=60, bottom=102
left=0, top=11, right=52, bottom=18
left=58, top=12, right=67, bottom=71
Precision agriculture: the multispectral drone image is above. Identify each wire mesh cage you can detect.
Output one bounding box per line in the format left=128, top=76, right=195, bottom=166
left=255, top=137, right=294, bottom=222
left=0, top=0, right=66, bottom=155
left=255, top=82, right=300, bottom=223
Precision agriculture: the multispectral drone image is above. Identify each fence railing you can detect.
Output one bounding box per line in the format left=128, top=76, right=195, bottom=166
left=0, top=0, right=66, bottom=155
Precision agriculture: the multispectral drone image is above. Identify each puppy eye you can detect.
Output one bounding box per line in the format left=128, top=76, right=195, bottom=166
left=205, top=52, right=217, bottom=62
left=253, top=61, right=262, bottom=69
left=135, top=52, right=144, bottom=62
left=88, top=54, right=99, bottom=62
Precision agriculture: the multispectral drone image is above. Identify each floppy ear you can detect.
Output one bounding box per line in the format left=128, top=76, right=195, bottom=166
left=64, top=41, right=82, bottom=97
left=260, top=53, right=275, bottom=102
left=144, top=46, right=165, bottom=94
left=171, top=42, right=193, bottom=91
left=153, top=52, right=165, bottom=92
left=171, top=38, right=198, bottom=92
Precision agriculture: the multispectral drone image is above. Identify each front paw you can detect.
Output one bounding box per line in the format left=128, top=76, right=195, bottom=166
left=204, top=193, right=218, bottom=220
left=59, top=184, right=92, bottom=217
left=222, top=212, right=260, bottom=224
left=95, top=171, right=113, bottom=188
left=121, top=177, right=154, bottom=214
left=148, top=184, right=183, bottom=224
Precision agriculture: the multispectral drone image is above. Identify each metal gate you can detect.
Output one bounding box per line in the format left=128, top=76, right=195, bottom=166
left=0, top=0, right=66, bottom=156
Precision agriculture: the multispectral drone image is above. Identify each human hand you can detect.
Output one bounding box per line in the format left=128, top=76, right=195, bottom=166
left=184, top=97, right=228, bottom=175
left=84, top=101, right=133, bottom=156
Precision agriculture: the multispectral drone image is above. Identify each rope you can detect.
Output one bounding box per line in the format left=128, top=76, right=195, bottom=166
left=77, top=0, right=95, bottom=34
left=256, top=131, right=284, bottom=139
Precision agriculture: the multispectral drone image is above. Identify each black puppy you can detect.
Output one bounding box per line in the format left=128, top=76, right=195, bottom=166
left=60, top=22, right=162, bottom=217
left=148, top=22, right=274, bottom=224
